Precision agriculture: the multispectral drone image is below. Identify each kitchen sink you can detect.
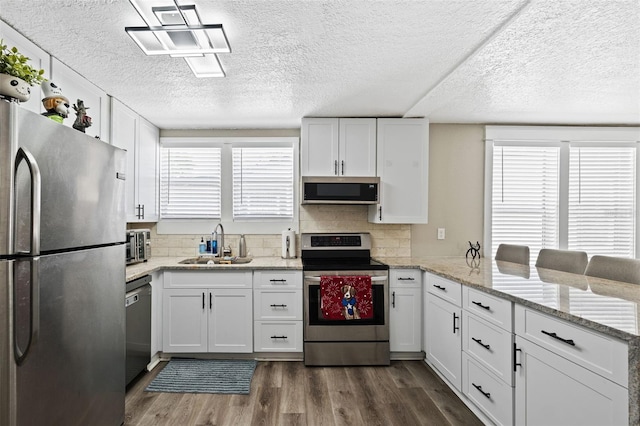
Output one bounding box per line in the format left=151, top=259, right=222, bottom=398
left=179, top=256, right=253, bottom=265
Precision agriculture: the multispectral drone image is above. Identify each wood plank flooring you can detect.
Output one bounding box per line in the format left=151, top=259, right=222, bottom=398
left=125, top=360, right=483, bottom=426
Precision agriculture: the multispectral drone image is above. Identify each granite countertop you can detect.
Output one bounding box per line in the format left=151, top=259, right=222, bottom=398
left=379, top=256, right=640, bottom=342
left=126, top=256, right=302, bottom=282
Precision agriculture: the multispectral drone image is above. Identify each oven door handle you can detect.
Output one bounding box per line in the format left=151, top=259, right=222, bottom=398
left=305, top=276, right=387, bottom=282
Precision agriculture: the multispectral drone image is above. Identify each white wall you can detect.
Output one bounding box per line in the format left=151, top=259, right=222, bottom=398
left=411, top=124, right=485, bottom=257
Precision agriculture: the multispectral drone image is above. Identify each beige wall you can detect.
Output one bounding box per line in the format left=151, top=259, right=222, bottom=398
left=411, top=124, right=485, bottom=257
left=137, top=124, right=483, bottom=258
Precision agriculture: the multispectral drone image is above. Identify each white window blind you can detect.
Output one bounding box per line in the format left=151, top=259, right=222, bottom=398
left=568, top=146, right=636, bottom=257
left=232, top=147, right=294, bottom=219
left=491, top=145, right=559, bottom=258
left=159, top=147, right=221, bottom=219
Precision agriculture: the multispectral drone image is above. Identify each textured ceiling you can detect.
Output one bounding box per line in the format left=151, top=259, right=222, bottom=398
left=0, top=0, right=638, bottom=129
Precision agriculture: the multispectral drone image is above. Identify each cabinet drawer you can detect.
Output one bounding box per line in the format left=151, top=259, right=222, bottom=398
left=463, top=353, right=514, bottom=426
left=253, top=289, right=302, bottom=320
left=390, top=269, right=422, bottom=287
left=253, top=270, right=302, bottom=289
left=164, top=270, right=252, bottom=288
left=463, top=312, right=514, bottom=386
left=463, top=287, right=513, bottom=332
left=426, top=273, right=462, bottom=306
left=515, top=305, right=628, bottom=387
left=254, top=321, right=303, bottom=352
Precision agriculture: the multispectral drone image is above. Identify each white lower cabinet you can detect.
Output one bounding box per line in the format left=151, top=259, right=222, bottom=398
left=425, top=278, right=462, bottom=391
left=422, top=274, right=631, bottom=426
left=162, top=271, right=253, bottom=353
left=463, top=353, right=514, bottom=426
left=253, top=270, right=303, bottom=353
left=514, top=335, right=628, bottom=425
left=390, top=269, right=422, bottom=353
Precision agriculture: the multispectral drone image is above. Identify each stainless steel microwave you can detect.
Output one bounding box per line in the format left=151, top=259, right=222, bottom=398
left=302, top=176, right=380, bottom=204
left=126, top=229, right=151, bottom=265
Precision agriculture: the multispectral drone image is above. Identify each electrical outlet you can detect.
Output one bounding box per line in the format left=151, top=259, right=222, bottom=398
left=437, top=228, right=445, bottom=240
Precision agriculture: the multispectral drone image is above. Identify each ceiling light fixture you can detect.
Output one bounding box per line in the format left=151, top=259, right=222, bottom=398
left=126, top=0, right=230, bottom=77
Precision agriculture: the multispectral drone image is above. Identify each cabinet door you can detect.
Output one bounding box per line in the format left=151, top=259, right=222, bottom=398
left=369, top=118, right=428, bottom=224
left=162, top=289, right=207, bottom=353
left=515, top=336, right=628, bottom=426
left=338, top=118, right=376, bottom=176
left=425, top=292, right=462, bottom=391
left=390, top=286, right=422, bottom=352
left=111, top=99, right=138, bottom=221
left=0, top=22, right=50, bottom=115
left=301, top=118, right=339, bottom=176
left=50, top=58, right=109, bottom=141
left=137, top=117, right=159, bottom=221
left=209, top=289, right=253, bottom=353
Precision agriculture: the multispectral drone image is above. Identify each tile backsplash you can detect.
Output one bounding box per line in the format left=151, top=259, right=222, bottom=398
left=129, top=205, right=410, bottom=258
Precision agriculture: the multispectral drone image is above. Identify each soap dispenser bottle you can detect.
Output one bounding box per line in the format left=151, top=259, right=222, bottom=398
left=199, top=237, right=206, bottom=254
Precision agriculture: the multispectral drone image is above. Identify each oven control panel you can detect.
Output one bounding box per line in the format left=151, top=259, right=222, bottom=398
left=302, top=233, right=371, bottom=250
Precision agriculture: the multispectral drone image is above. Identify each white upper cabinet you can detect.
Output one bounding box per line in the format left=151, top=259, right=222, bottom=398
left=50, top=58, right=109, bottom=142
left=0, top=21, right=50, bottom=115
left=111, top=98, right=159, bottom=222
left=369, top=118, right=429, bottom=224
left=301, top=117, right=376, bottom=176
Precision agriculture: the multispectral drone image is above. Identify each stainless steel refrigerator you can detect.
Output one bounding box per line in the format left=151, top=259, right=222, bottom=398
left=0, top=100, right=127, bottom=425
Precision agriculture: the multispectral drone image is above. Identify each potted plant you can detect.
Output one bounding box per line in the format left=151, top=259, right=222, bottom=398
left=0, top=39, right=46, bottom=102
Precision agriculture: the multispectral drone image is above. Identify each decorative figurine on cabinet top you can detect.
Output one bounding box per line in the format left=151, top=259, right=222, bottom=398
left=72, top=99, right=92, bottom=133
left=41, top=81, right=70, bottom=123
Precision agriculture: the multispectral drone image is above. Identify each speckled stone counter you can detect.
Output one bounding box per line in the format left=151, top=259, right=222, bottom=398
left=378, top=256, right=640, bottom=425
left=126, top=256, right=302, bottom=282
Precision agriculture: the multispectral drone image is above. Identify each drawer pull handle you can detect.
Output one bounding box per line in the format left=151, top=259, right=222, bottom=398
left=472, top=383, right=491, bottom=399
left=541, top=330, right=576, bottom=346
left=472, top=337, right=491, bottom=350
left=392, top=291, right=396, bottom=308
left=271, top=335, right=288, bottom=339
left=472, top=300, right=491, bottom=311
left=270, top=304, right=288, bottom=308
left=453, top=313, right=460, bottom=333
left=269, top=279, right=287, bottom=284
left=398, top=277, right=415, bottom=281
left=433, top=284, right=446, bottom=291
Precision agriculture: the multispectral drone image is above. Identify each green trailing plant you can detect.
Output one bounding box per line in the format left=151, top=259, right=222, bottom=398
left=0, top=39, right=46, bottom=86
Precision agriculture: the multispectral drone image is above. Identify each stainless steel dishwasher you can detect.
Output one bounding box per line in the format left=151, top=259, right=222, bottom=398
left=125, top=275, right=152, bottom=386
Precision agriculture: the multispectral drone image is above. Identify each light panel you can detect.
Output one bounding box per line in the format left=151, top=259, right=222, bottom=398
left=127, top=0, right=230, bottom=77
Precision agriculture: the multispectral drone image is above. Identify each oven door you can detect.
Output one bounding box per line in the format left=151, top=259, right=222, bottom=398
left=303, top=270, right=389, bottom=342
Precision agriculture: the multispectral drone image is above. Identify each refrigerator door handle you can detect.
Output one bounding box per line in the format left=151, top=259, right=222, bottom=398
left=15, top=147, right=42, bottom=255
left=14, top=257, right=40, bottom=365
left=13, top=148, right=42, bottom=365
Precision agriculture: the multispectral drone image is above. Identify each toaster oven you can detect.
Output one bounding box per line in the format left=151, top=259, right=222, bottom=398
left=126, top=229, right=151, bottom=265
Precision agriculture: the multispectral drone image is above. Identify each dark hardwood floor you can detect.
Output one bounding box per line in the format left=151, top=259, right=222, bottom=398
left=125, top=360, right=483, bottom=425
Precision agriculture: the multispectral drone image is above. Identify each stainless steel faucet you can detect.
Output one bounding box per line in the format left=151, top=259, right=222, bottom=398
left=213, top=223, right=224, bottom=257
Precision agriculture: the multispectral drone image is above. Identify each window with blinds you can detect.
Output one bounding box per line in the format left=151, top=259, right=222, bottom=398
left=487, top=126, right=638, bottom=260
left=159, top=147, right=221, bottom=219
left=232, top=147, right=294, bottom=219
left=568, top=146, right=636, bottom=257
left=491, top=145, right=559, bottom=259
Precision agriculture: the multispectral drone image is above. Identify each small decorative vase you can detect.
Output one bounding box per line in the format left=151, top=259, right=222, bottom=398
left=0, top=73, right=31, bottom=102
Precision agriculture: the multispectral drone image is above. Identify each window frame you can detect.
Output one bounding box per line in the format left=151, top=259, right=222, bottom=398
left=157, top=136, right=299, bottom=235
left=484, top=126, right=640, bottom=260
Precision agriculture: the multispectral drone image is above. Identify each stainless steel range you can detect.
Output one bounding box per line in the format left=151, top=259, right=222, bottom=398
left=302, top=232, right=390, bottom=366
